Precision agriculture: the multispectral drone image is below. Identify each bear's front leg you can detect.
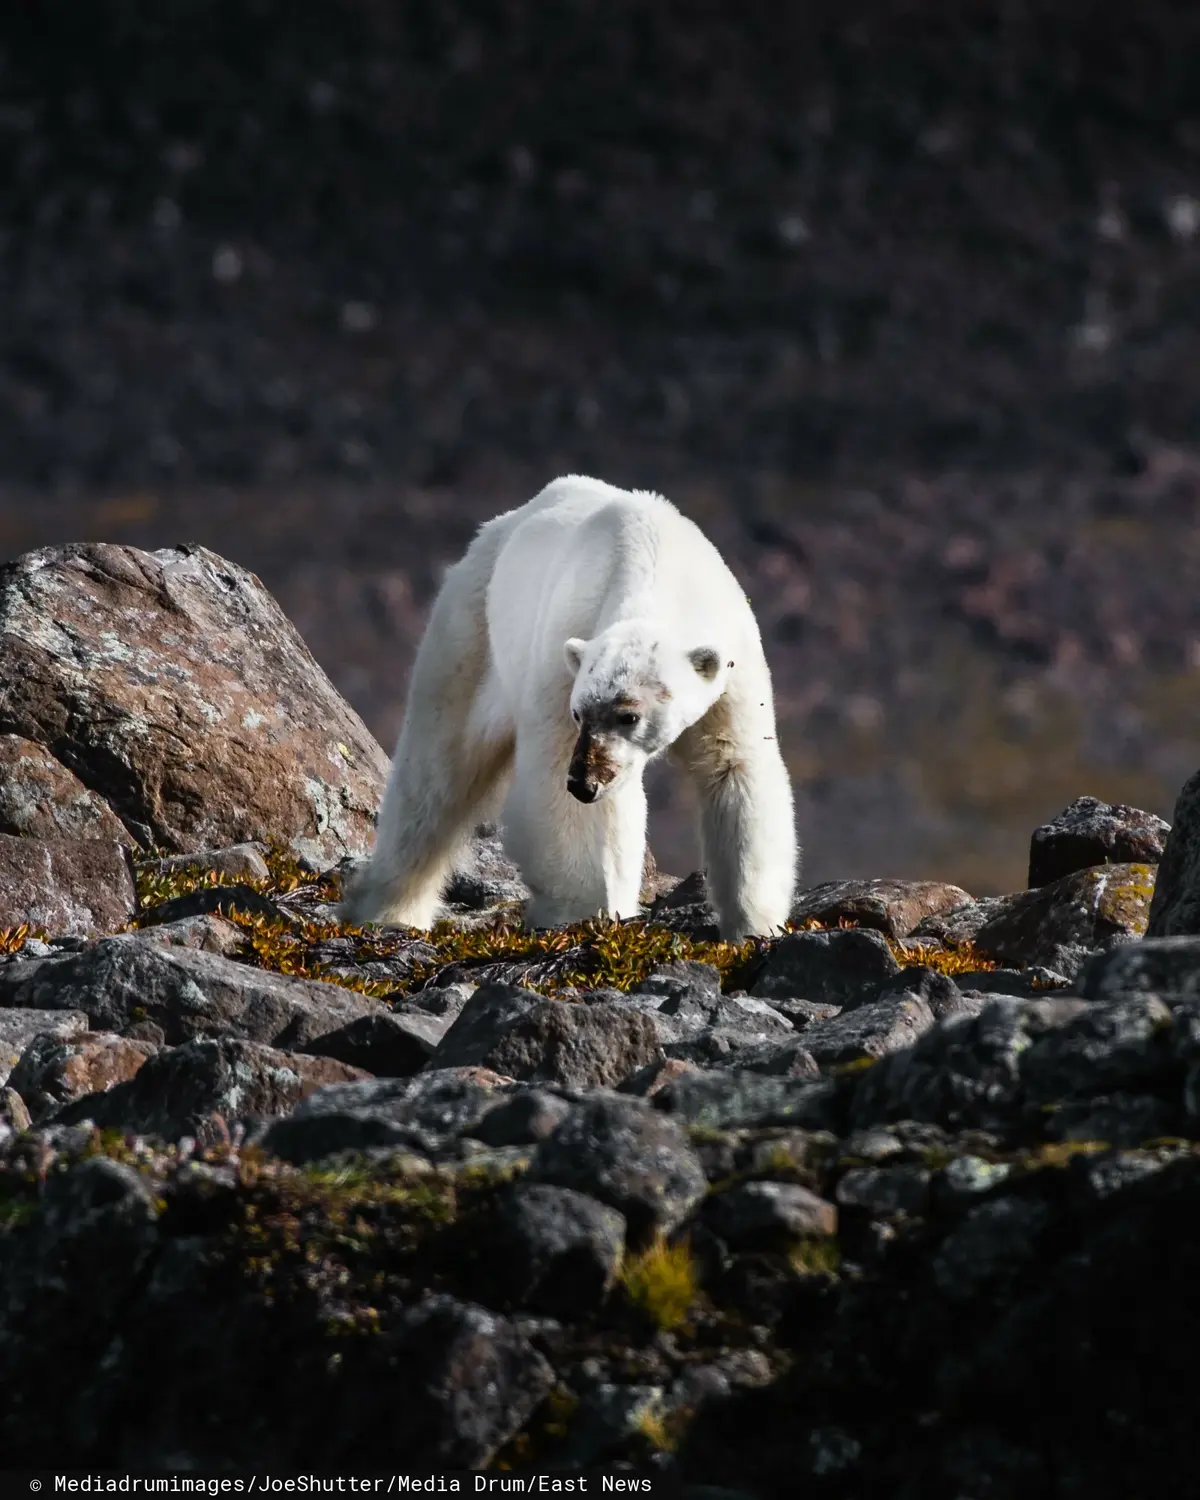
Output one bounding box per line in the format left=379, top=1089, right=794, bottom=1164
left=671, top=689, right=798, bottom=942
left=503, top=737, right=647, bottom=928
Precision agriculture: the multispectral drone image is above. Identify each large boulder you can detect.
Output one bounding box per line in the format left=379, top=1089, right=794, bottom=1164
left=0, top=543, right=388, bottom=863
left=1029, top=795, right=1170, bottom=889
left=1148, top=769, right=1200, bottom=936
left=0, top=735, right=132, bottom=844
left=0, top=833, right=135, bottom=936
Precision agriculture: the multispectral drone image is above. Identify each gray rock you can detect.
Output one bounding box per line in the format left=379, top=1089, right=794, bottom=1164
left=52, top=1036, right=371, bottom=1142
left=1146, top=768, right=1200, bottom=935
left=480, top=1182, right=627, bottom=1314
left=1030, top=796, right=1170, bottom=888
left=263, top=1068, right=512, bottom=1161
left=700, top=1036, right=821, bottom=1078
left=378, top=1296, right=555, bottom=1467
left=1043, top=1092, right=1177, bottom=1147
left=932, top=1195, right=1052, bottom=1301
left=0, top=935, right=380, bottom=1051
left=1019, top=994, right=1175, bottom=1102
left=0, top=734, right=133, bottom=845
left=442, top=824, right=530, bottom=909
left=314, top=1006, right=457, bottom=1077
left=652, top=1068, right=837, bottom=1133
left=146, top=842, right=271, bottom=884
left=849, top=997, right=1090, bottom=1131
left=471, top=1090, right=574, bottom=1146
left=133, top=913, right=246, bottom=956
left=1079, top=934, right=1200, bottom=1000
left=797, top=993, right=937, bottom=1067
left=430, top=982, right=662, bottom=1090
left=136, top=883, right=287, bottom=929
left=528, top=1094, right=707, bottom=1243
left=0, top=834, right=135, bottom=937
left=875, top=965, right=972, bottom=1020
left=937, top=1155, right=1012, bottom=1205
left=0, top=1007, right=88, bottom=1085
left=835, top=1164, right=931, bottom=1218
left=701, top=1180, right=838, bottom=1248
left=751, top=927, right=902, bottom=1007
left=635, top=961, right=723, bottom=1004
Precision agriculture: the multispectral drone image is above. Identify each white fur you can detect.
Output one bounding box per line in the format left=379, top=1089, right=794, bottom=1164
left=342, top=476, right=799, bottom=941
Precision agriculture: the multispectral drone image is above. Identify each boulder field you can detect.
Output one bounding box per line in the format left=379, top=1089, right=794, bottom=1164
left=1, top=543, right=1197, bottom=1494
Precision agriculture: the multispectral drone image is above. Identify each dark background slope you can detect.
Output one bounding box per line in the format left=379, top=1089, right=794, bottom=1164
left=3, top=0, right=1200, bottom=890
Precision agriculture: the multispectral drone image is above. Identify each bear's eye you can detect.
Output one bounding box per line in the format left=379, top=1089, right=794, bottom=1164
left=571, top=708, right=581, bottom=725
left=615, top=710, right=641, bottom=728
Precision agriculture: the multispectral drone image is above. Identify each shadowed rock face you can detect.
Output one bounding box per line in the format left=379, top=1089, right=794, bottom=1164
left=0, top=542, right=388, bottom=862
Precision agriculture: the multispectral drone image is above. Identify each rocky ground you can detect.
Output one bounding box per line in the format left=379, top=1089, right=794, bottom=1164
left=2, top=540, right=1200, bottom=1493
left=4, top=0, right=1200, bottom=889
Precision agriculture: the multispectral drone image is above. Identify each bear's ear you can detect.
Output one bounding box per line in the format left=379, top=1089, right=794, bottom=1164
left=689, top=646, right=722, bottom=681
left=564, top=637, right=588, bottom=676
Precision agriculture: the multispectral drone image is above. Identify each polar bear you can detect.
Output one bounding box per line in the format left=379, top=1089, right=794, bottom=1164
left=343, top=475, right=798, bottom=941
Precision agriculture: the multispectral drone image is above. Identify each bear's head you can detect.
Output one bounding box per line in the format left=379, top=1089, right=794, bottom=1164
left=562, top=618, right=728, bottom=803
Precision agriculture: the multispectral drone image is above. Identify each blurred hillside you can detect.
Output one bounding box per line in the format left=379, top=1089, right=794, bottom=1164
left=2, top=0, right=1200, bottom=890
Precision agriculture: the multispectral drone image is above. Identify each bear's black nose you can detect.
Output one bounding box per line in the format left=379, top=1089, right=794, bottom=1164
left=567, top=776, right=597, bottom=804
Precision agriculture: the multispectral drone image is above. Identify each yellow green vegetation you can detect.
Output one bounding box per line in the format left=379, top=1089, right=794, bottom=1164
left=1016, top=1139, right=1111, bottom=1173
left=132, top=843, right=1003, bottom=1003
left=618, top=1236, right=699, bottom=1331
left=788, top=1235, right=841, bottom=1278
left=0, top=923, right=48, bottom=953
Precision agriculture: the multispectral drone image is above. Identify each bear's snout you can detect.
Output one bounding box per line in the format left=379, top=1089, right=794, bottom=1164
left=567, top=725, right=617, bottom=803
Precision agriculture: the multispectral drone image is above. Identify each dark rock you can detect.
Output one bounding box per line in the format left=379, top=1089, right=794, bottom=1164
left=1043, top=1092, right=1178, bottom=1147
left=0, top=542, right=387, bottom=862
left=750, top=928, right=902, bottom=1006
left=430, top=983, right=662, bottom=1090
left=0, top=1007, right=88, bottom=1085
left=442, top=825, right=529, bottom=910
left=835, top=1164, right=932, bottom=1218
left=528, top=1094, right=707, bottom=1244
left=0, top=935, right=380, bottom=1051
left=910, top=895, right=1014, bottom=948
left=1019, top=994, right=1176, bottom=1103
left=635, top=960, right=723, bottom=1004
left=652, top=1068, right=837, bottom=1132
left=931, top=1194, right=1052, bottom=1301
left=10, top=1030, right=157, bottom=1121
left=0, top=834, right=135, bottom=937
left=645, top=871, right=720, bottom=938
left=1078, top=934, right=1200, bottom=999
left=471, top=1090, right=573, bottom=1146
left=52, top=1036, right=371, bottom=1142
left=1148, top=768, right=1200, bottom=935
left=764, top=998, right=843, bottom=1029
left=262, top=1069, right=511, bottom=1162
left=956, top=967, right=1072, bottom=996
left=701, top=1180, right=838, bottom=1249
left=1029, top=795, right=1170, bottom=888
left=796, top=994, right=937, bottom=1067
left=790, top=879, right=973, bottom=939
left=967, top=863, right=1156, bottom=977
left=0, top=734, right=132, bottom=844
left=367, top=1296, right=555, bottom=1467
left=137, top=883, right=289, bottom=929
left=477, top=1182, right=626, bottom=1315
left=849, top=997, right=1090, bottom=1131
left=875, top=965, right=971, bottom=1020
left=312, top=1007, right=452, bottom=1077
left=701, top=1036, right=821, bottom=1078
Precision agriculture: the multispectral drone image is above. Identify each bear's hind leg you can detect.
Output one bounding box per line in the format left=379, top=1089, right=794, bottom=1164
left=343, top=562, right=514, bottom=929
